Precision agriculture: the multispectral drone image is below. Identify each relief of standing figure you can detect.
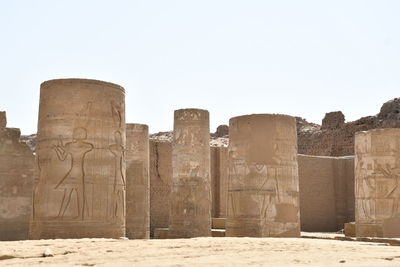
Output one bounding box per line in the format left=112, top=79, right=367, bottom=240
left=54, top=127, right=93, bottom=220
left=109, top=131, right=126, bottom=219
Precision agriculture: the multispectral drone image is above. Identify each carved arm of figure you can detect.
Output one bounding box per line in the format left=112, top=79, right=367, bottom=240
left=53, top=135, right=68, bottom=161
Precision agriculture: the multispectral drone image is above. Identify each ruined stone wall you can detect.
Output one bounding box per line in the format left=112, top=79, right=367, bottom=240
left=0, top=112, right=35, bottom=241
left=297, top=98, right=400, bottom=157
left=298, top=154, right=354, bottom=232
left=149, top=140, right=172, bottom=236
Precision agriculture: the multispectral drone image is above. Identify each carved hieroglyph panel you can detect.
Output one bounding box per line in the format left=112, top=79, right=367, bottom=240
left=355, top=129, right=400, bottom=236
left=169, top=109, right=211, bottom=238
left=30, top=79, right=125, bottom=239
left=226, top=114, right=300, bottom=237
left=126, top=124, right=149, bottom=239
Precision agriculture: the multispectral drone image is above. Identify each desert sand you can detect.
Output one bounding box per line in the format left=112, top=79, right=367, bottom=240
left=1, top=235, right=400, bottom=267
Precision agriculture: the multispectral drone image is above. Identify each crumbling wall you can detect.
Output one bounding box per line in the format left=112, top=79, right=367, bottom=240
left=298, top=154, right=354, bottom=232
left=297, top=98, right=400, bottom=156
left=0, top=112, right=35, bottom=240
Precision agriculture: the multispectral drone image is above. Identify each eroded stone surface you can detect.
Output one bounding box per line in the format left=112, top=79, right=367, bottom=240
left=298, top=154, right=354, bottom=232
left=0, top=112, right=35, bottom=240
left=355, top=129, right=400, bottom=237
left=149, top=140, right=172, bottom=237
left=226, top=114, right=300, bottom=237
left=30, top=79, right=126, bottom=239
left=126, top=123, right=149, bottom=239
left=169, top=109, right=211, bottom=238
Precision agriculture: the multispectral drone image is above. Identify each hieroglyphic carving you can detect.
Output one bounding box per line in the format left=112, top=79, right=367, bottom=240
left=53, top=127, right=93, bottom=220
left=111, top=101, right=123, bottom=128
left=355, top=129, right=400, bottom=237
left=109, top=131, right=126, bottom=219
left=226, top=114, right=300, bottom=237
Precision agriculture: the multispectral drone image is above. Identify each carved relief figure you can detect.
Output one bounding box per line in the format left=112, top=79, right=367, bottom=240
left=111, top=101, right=122, bottom=128
left=356, top=160, right=375, bottom=219
left=250, top=165, right=279, bottom=221
left=53, top=127, right=94, bottom=220
left=374, top=161, right=400, bottom=215
left=109, top=131, right=125, bottom=218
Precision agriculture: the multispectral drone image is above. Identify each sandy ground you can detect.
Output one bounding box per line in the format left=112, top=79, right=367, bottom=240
left=1, top=236, right=400, bottom=267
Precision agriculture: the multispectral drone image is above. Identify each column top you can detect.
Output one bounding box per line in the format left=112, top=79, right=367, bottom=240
left=126, top=123, right=149, bottom=132
left=41, top=78, right=125, bottom=93
left=229, top=113, right=295, bottom=124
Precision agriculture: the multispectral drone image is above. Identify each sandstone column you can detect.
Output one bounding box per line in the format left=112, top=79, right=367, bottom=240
left=149, top=140, right=172, bottom=237
left=355, top=129, right=400, bottom=237
left=30, top=79, right=126, bottom=239
left=126, top=123, right=149, bottom=239
left=226, top=114, right=300, bottom=237
left=169, top=109, right=211, bottom=238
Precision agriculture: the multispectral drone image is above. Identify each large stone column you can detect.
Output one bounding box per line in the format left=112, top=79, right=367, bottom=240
left=30, top=79, right=126, bottom=239
left=355, top=129, right=400, bottom=238
left=169, top=109, right=211, bottom=238
left=126, top=123, right=149, bottom=239
left=226, top=114, right=300, bottom=237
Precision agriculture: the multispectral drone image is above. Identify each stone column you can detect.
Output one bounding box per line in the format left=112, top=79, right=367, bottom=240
left=30, top=79, right=126, bottom=239
left=226, top=114, right=300, bottom=237
left=355, top=129, right=400, bottom=238
left=126, top=123, right=149, bottom=239
left=149, top=140, right=172, bottom=237
left=169, top=109, right=211, bottom=238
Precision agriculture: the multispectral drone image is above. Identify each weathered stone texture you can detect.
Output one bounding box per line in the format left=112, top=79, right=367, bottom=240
left=211, top=146, right=229, bottom=218
left=298, top=154, right=354, bottom=232
left=355, top=129, right=400, bottom=238
left=149, top=140, right=172, bottom=237
left=126, top=123, right=149, bottom=239
left=226, top=114, right=300, bottom=237
left=169, top=109, right=211, bottom=238
left=0, top=112, right=35, bottom=240
left=30, top=79, right=126, bottom=239
left=321, top=111, right=345, bottom=130
left=297, top=98, right=400, bottom=157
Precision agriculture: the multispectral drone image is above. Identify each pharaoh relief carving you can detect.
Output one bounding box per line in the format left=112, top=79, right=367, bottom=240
left=30, top=79, right=126, bottom=239
left=53, top=127, right=93, bottom=220
left=109, top=131, right=126, bottom=219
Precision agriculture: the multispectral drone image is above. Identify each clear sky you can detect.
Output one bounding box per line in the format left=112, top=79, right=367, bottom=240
left=0, top=0, right=399, bottom=134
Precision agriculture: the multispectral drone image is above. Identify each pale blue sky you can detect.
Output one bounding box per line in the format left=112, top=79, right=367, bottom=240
left=0, top=0, right=399, bottom=134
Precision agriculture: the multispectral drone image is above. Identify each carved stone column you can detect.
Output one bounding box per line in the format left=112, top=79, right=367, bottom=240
left=126, top=123, right=149, bottom=239
left=169, top=109, right=211, bottom=238
left=226, top=114, right=300, bottom=237
left=30, top=79, right=126, bottom=239
left=355, top=129, right=400, bottom=237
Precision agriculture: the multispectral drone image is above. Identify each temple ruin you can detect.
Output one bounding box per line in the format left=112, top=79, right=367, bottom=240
left=1, top=77, right=399, bottom=240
